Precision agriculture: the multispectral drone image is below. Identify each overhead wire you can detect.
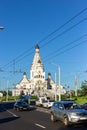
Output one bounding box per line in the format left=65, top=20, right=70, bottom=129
left=11, top=16, right=87, bottom=66
left=14, top=16, right=87, bottom=66
left=43, top=39, right=87, bottom=62
left=40, top=16, right=87, bottom=48
left=21, top=33, right=87, bottom=72
left=38, top=7, right=87, bottom=44
left=1, top=7, right=87, bottom=70
left=42, top=34, right=87, bottom=61
left=54, top=40, right=87, bottom=58
left=3, top=45, right=35, bottom=68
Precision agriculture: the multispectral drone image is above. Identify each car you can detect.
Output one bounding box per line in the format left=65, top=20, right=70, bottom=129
left=81, top=103, right=87, bottom=110
left=14, top=99, right=30, bottom=111
left=42, top=99, right=55, bottom=108
left=50, top=100, right=87, bottom=126
left=36, top=96, right=47, bottom=106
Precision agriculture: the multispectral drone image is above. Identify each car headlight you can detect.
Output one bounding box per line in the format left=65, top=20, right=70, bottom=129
left=69, top=113, right=80, bottom=122
left=70, top=113, right=78, bottom=116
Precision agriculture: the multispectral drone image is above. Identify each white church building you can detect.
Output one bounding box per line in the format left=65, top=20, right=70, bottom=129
left=12, top=44, right=63, bottom=97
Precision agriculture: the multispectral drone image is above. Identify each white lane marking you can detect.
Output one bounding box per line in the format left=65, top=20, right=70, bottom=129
left=6, top=110, right=18, bottom=117
left=35, top=123, right=46, bottom=129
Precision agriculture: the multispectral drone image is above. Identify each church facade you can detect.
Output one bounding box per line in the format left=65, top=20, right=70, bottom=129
left=12, top=44, right=56, bottom=97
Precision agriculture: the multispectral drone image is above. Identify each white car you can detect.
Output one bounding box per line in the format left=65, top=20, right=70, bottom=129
left=36, top=96, right=47, bottom=106
left=42, top=99, right=55, bottom=108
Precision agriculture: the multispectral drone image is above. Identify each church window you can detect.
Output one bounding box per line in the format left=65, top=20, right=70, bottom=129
left=38, top=60, right=41, bottom=63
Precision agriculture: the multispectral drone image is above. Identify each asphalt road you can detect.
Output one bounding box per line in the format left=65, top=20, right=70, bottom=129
left=0, top=102, right=87, bottom=130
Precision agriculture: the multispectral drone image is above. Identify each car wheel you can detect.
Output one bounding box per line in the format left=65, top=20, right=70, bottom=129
left=63, top=116, right=69, bottom=126
left=17, top=107, right=20, bottom=111
left=14, top=107, right=16, bottom=110
left=51, top=113, right=56, bottom=122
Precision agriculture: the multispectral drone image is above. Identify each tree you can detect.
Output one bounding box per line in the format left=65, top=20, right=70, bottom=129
left=8, top=90, right=12, bottom=96
left=81, top=80, right=87, bottom=96
left=3, top=91, right=7, bottom=96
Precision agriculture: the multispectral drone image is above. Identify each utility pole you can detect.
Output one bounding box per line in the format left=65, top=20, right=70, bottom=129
left=55, top=72, right=57, bottom=101
left=13, top=60, right=15, bottom=74
left=6, top=80, right=9, bottom=101
left=49, top=62, right=61, bottom=101
left=58, top=66, right=61, bottom=101
left=75, top=76, right=77, bottom=96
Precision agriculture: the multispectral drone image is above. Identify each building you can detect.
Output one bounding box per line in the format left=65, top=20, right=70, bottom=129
left=12, top=44, right=56, bottom=97
left=0, top=92, right=3, bottom=97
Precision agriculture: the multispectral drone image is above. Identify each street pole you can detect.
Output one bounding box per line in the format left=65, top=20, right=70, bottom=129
left=75, top=76, right=77, bottom=96
left=55, top=72, right=57, bottom=101
left=58, top=66, right=61, bottom=101
left=49, top=62, right=61, bottom=101
left=58, top=66, right=60, bottom=86
left=6, top=80, right=9, bottom=101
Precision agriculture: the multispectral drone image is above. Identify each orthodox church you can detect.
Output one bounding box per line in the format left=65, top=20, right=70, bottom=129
left=12, top=44, right=56, bottom=97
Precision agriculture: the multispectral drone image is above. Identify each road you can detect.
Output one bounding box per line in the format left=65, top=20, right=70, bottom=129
left=0, top=102, right=87, bottom=130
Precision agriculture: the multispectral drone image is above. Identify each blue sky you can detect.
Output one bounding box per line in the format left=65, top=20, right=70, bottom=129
left=0, top=0, right=87, bottom=90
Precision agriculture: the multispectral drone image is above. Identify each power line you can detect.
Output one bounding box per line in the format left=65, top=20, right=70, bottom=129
left=42, top=34, right=87, bottom=61
left=43, top=39, right=87, bottom=62
left=38, top=7, right=87, bottom=44
left=11, top=16, right=87, bottom=67
left=40, top=16, right=87, bottom=48
left=1, top=8, right=87, bottom=70
left=3, top=45, right=35, bottom=69
left=18, top=34, right=87, bottom=72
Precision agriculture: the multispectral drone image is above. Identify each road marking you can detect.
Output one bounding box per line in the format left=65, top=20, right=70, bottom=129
left=6, top=110, right=18, bottom=117
left=35, top=123, right=46, bottom=129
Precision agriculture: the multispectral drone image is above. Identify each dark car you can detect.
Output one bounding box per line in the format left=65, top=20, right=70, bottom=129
left=50, top=100, right=87, bottom=126
left=81, top=103, right=87, bottom=110
left=14, top=99, right=29, bottom=111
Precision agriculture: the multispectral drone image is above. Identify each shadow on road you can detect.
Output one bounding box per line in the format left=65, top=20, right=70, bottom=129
left=0, top=102, right=15, bottom=112
left=29, top=106, right=37, bottom=111
left=0, top=116, right=20, bottom=124
left=57, top=122, right=87, bottom=130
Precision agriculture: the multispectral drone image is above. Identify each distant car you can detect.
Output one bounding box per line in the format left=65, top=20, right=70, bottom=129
left=50, top=100, right=87, bottom=126
left=81, top=103, right=87, bottom=110
left=36, top=96, right=47, bottom=106
left=14, top=99, right=29, bottom=111
left=42, top=99, right=54, bottom=108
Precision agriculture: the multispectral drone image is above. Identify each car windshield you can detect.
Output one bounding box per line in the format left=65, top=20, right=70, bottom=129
left=17, top=101, right=22, bottom=104
left=44, top=100, right=54, bottom=103
left=49, top=100, right=54, bottom=102
left=64, top=103, right=81, bottom=110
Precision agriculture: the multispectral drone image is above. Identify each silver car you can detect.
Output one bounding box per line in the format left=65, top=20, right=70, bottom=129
left=50, top=100, right=87, bottom=126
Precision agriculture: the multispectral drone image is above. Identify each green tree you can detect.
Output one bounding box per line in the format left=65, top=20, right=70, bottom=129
left=3, top=91, right=7, bottom=96
left=81, top=80, right=87, bottom=96
left=8, top=90, right=12, bottom=96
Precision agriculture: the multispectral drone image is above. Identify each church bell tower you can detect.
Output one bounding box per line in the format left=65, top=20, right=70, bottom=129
left=30, top=44, right=45, bottom=82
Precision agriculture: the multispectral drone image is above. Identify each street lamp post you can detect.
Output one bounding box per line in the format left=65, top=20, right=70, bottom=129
left=0, top=26, right=4, bottom=30
left=58, top=66, right=61, bottom=101
left=50, top=62, right=61, bottom=101
left=6, top=80, right=9, bottom=101
left=74, top=75, right=78, bottom=97
left=54, top=72, right=57, bottom=101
